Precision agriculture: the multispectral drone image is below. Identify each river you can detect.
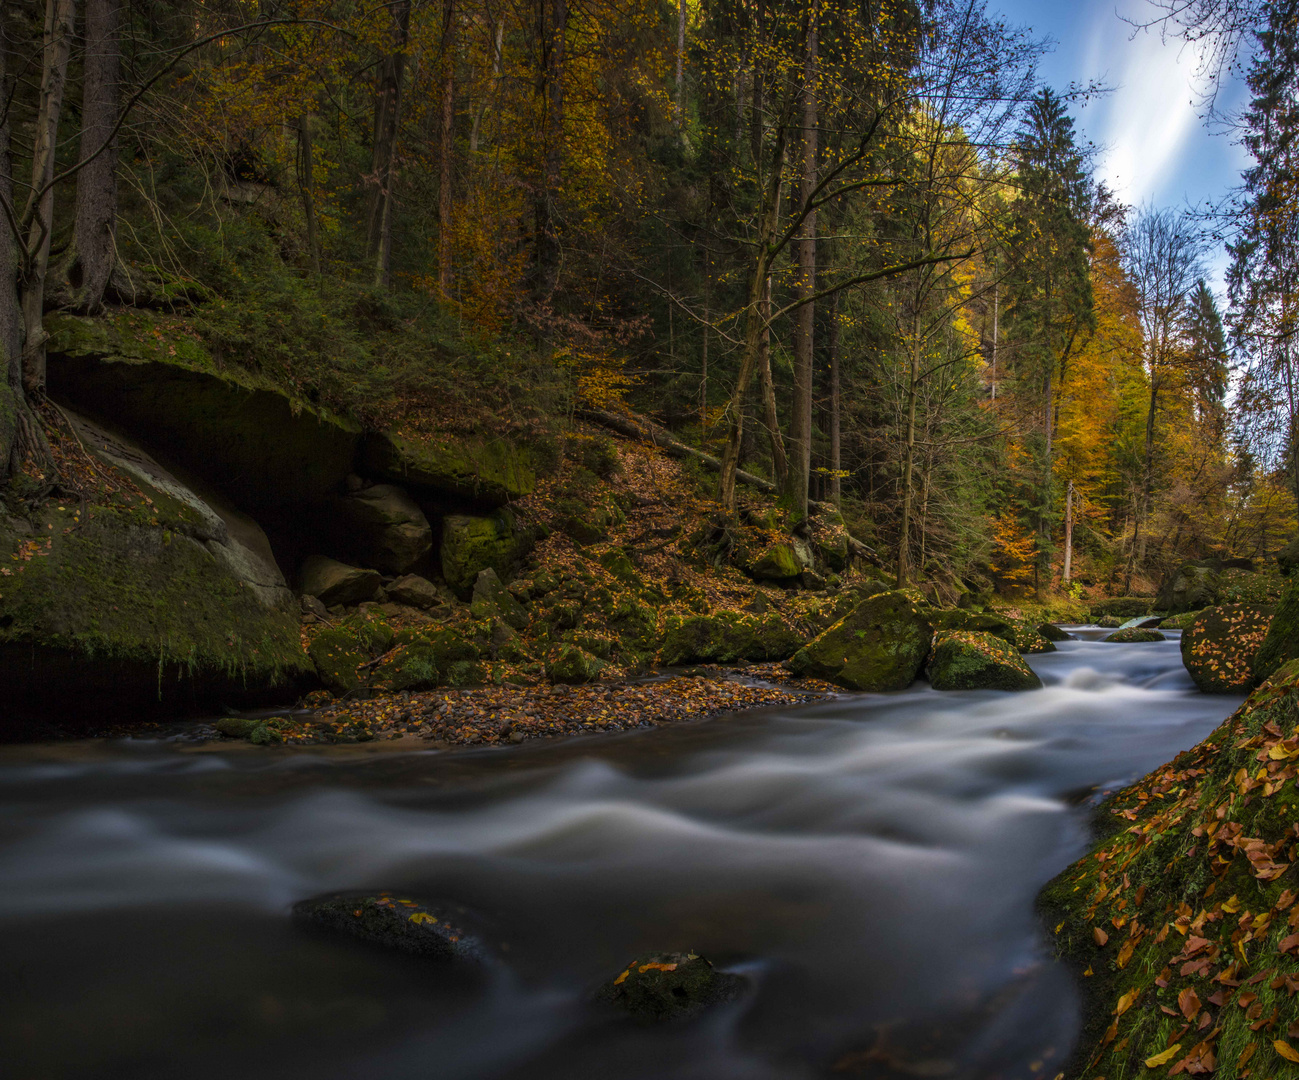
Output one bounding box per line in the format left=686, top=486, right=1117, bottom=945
left=0, top=630, right=1239, bottom=1080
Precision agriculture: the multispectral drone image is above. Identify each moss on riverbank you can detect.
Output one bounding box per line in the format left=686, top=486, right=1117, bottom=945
left=1040, top=660, right=1299, bottom=1079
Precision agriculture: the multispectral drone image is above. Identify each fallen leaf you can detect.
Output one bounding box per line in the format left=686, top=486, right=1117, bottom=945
left=1274, top=1039, right=1299, bottom=1063
left=1094, top=926, right=1110, bottom=946
left=1178, top=988, right=1201, bottom=1020
left=1146, top=1044, right=1181, bottom=1068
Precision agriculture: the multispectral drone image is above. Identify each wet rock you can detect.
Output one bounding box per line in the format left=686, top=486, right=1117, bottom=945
left=547, top=644, right=605, bottom=684
left=301, top=555, right=382, bottom=607
left=785, top=590, right=932, bottom=692
left=1090, top=597, right=1156, bottom=620
left=385, top=574, right=444, bottom=610
left=292, top=892, right=493, bottom=964
left=1095, top=615, right=1122, bottom=628
left=1180, top=604, right=1274, bottom=693
left=925, top=631, right=1042, bottom=691
left=334, top=484, right=432, bottom=574
left=1037, top=623, right=1073, bottom=641
left=1102, top=627, right=1165, bottom=643
left=923, top=608, right=1017, bottom=644
left=1157, top=609, right=1201, bottom=630
left=595, top=952, right=744, bottom=1022
left=441, top=510, right=529, bottom=597
left=470, top=568, right=528, bottom=629
left=215, top=716, right=261, bottom=738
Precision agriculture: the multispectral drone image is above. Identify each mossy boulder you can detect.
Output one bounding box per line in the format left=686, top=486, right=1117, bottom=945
left=1037, top=623, right=1073, bottom=642
left=0, top=492, right=308, bottom=722
left=359, top=431, right=536, bottom=505
left=307, top=626, right=370, bottom=695
left=1157, top=609, right=1203, bottom=630
left=785, top=590, right=933, bottom=692
left=369, top=638, right=442, bottom=693
left=293, top=892, right=494, bottom=964
left=470, top=567, right=527, bottom=629
left=923, top=608, right=1017, bottom=644
left=595, top=952, right=745, bottom=1023
left=597, top=546, right=639, bottom=582
left=1008, top=620, right=1056, bottom=654
left=1156, top=561, right=1221, bottom=614
left=441, top=510, right=529, bottom=597
left=1252, top=579, right=1299, bottom=683
left=1095, top=615, right=1122, bottom=629
left=1180, top=604, right=1275, bottom=693
left=1276, top=534, right=1299, bottom=576
left=386, top=573, right=444, bottom=610
left=925, top=631, right=1042, bottom=691
left=1103, top=627, right=1166, bottom=643
left=1038, top=660, right=1299, bottom=1080
left=546, top=644, right=604, bottom=684
left=657, top=612, right=802, bottom=666
left=421, top=628, right=484, bottom=687
left=746, top=542, right=804, bottom=582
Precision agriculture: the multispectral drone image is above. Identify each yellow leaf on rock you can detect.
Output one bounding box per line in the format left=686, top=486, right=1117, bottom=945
left=1145, top=1045, right=1181, bottom=1068
left=408, top=912, right=438, bottom=925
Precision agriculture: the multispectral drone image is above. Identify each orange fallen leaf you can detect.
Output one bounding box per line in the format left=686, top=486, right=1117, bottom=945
left=1094, top=926, right=1110, bottom=946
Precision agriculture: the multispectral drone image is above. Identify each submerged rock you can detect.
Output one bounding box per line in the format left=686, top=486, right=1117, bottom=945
left=292, top=892, right=493, bottom=964
left=785, top=590, right=932, bottom=692
left=1102, top=627, right=1166, bottom=643
left=1180, top=603, right=1274, bottom=693
left=925, top=631, right=1042, bottom=691
left=595, top=952, right=745, bottom=1022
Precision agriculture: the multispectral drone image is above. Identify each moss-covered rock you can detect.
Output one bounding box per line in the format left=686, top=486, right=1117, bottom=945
left=597, top=546, right=639, bottom=582
left=0, top=487, right=309, bottom=721
left=1180, top=604, right=1274, bottom=693
left=293, top=891, right=494, bottom=964
left=1276, top=534, right=1299, bottom=577
left=1008, top=619, right=1057, bottom=654
left=1038, top=623, right=1073, bottom=641
left=546, top=644, right=604, bottom=684
left=657, top=612, right=803, bottom=666
left=925, top=631, right=1042, bottom=691
left=307, top=626, right=369, bottom=695
left=746, top=542, right=804, bottom=582
left=1157, top=609, right=1203, bottom=630
left=1156, top=561, right=1221, bottom=614
left=1095, top=615, right=1122, bottom=629
left=785, top=590, right=933, bottom=692
left=359, top=431, right=537, bottom=505
left=470, top=567, right=528, bottom=629
left=1038, top=661, right=1299, bottom=1080
left=369, top=638, right=442, bottom=693
left=441, top=510, right=529, bottom=596
left=1252, top=578, right=1299, bottom=683
left=1103, top=627, right=1166, bottom=643
left=923, top=608, right=1017, bottom=644
left=595, top=952, right=745, bottom=1023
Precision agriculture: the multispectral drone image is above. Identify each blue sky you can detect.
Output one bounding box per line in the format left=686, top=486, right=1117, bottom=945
left=993, top=0, right=1253, bottom=285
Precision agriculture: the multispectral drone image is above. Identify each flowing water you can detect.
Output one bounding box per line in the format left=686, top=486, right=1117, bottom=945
left=0, top=631, right=1240, bottom=1080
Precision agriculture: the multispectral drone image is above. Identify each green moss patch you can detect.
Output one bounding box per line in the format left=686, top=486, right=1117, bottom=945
left=1181, top=605, right=1275, bottom=694
left=926, top=630, right=1042, bottom=691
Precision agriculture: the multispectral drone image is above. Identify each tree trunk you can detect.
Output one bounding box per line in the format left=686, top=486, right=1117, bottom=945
left=470, top=18, right=503, bottom=154
left=1063, top=478, right=1073, bottom=583
left=757, top=274, right=787, bottom=488
left=675, top=0, right=686, bottom=122
left=366, top=0, right=411, bottom=289
left=438, top=0, right=456, bottom=296
left=1138, top=374, right=1159, bottom=568
left=0, top=34, right=22, bottom=477
left=787, top=2, right=817, bottom=519
left=896, top=333, right=920, bottom=587
left=828, top=289, right=841, bottom=505
left=533, top=0, right=567, bottom=300
left=21, top=0, right=76, bottom=394
left=69, top=0, right=119, bottom=314
left=1285, top=349, right=1299, bottom=506
left=297, top=114, right=320, bottom=276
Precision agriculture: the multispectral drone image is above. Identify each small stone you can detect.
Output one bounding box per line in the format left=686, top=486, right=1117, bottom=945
left=595, top=952, right=745, bottom=1022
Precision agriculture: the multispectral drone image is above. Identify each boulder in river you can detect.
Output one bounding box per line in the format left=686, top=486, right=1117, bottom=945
left=293, top=892, right=494, bottom=964
left=923, top=608, right=1017, bottom=644
left=594, top=952, right=745, bottom=1022
left=300, top=555, right=382, bottom=607
left=1094, top=615, right=1122, bottom=629
left=1251, top=578, right=1299, bottom=683
left=1179, top=603, right=1274, bottom=693
left=1007, top=620, right=1056, bottom=654
left=1037, top=623, right=1073, bottom=642
left=1102, top=627, right=1166, bottom=643
left=925, top=631, right=1042, bottom=691
left=785, top=590, right=932, bottom=691
left=333, top=484, right=432, bottom=575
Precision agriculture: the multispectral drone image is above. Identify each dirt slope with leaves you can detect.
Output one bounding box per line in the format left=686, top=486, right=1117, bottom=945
left=1041, top=661, right=1299, bottom=1079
